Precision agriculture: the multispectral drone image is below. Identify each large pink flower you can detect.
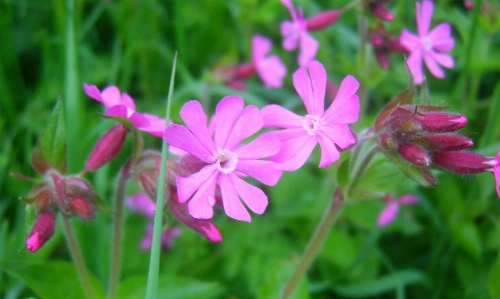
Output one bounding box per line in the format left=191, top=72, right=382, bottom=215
left=252, top=35, right=287, bottom=88
left=163, top=96, right=282, bottom=222
left=400, top=0, right=455, bottom=84
left=262, top=60, right=360, bottom=171
left=84, top=84, right=166, bottom=137
left=280, top=0, right=319, bottom=67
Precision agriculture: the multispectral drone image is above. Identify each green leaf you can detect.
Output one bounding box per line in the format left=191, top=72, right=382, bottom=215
left=258, top=259, right=309, bottom=299
left=0, top=260, right=105, bottom=299
left=31, top=100, right=67, bottom=174
left=118, top=275, right=224, bottom=299
left=451, top=220, right=483, bottom=261
left=488, top=256, right=500, bottom=298
left=332, top=269, right=427, bottom=297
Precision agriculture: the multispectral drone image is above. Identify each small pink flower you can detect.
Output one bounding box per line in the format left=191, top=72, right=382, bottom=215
left=400, top=0, right=455, bottom=84
left=252, top=35, right=287, bottom=88
left=262, top=61, right=359, bottom=171
left=377, top=194, right=418, bottom=226
left=84, top=84, right=166, bottom=137
left=163, top=96, right=283, bottom=222
left=140, top=225, right=181, bottom=251
left=126, top=193, right=156, bottom=218
left=280, top=0, right=319, bottom=67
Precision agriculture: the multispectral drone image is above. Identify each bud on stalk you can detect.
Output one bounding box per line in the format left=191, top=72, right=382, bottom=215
left=26, top=211, right=56, bottom=252
left=85, top=124, right=128, bottom=172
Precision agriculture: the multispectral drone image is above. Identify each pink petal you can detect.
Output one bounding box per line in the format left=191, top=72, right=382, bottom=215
left=417, top=0, right=433, bottom=37
left=308, top=60, right=327, bottom=114
left=164, top=124, right=213, bottom=163
left=83, top=84, right=104, bottom=102
left=235, top=133, right=281, bottom=159
left=252, top=35, right=271, bottom=63
left=256, top=55, right=287, bottom=89
left=377, top=202, right=400, bottom=226
left=298, top=32, right=319, bottom=67
left=176, top=165, right=218, bottom=203
left=317, top=133, right=341, bottom=167
left=280, top=0, right=294, bottom=12
left=400, top=30, right=420, bottom=51
left=126, top=193, right=156, bottom=218
left=229, top=173, right=268, bottom=214
left=224, top=105, right=263, bottom=150
left=101, top=86, right=123, bottom=108
left=106, top=105, right=131, bottom=119
left=214, top=96, right=244, bottom=147
left=324, top=75, right=360, bottom=124
left=429, top=51, right=454, bottom=68
left=406, top=50, right=424, bottom=84
left=272, top=127, right=308, bottom=141
left=235, top=160, right=283, bottom=186
left=281, top=22, right=299, bottom=50
left=262, top=105, right=303, bottom=128
left=187, top=181, right=216, bottom=219
left=129, top=112, right=151, bottom=128
left=219, top=174, right=251, bottom=222
left=139, top=114, right=167, bottom=137
left=397, top=194, right=419, bottom=204
left=179, top=100, right=216, bottom=155
left=293, top=66, right=314, bottom=114
left=423, top=51, right=445, bottom=79
left=270, top=134, right=317, bottom=171
left=494, top=166, right=500, bottom=199
left=121, top=92, right=136, bottom=111
left=433, top=37, right=455, bottom=52
left=428, top=23, right=452, bottom=42
left=321, top=124, right=356, bottom=150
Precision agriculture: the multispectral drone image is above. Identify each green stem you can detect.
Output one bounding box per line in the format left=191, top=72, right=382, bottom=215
left=280, top=187, right=346, bottom=299
left=61, top=215, right=96, bottom=299
left=145, top=52, right=177, bottom=299
left=107, top=162, right=131, bottom=299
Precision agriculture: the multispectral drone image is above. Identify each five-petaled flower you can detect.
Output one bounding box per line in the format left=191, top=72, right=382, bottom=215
left=400, top=0, right=455, bottom=84
left=280, top=0, right=319, bottom=67
left=377, top=194, right=419, bottom=226
left=84, top=84, right=166, bottom=137
left=163, top=96, right=283, bottom=222
left=262, top=60, right=360, bottom=171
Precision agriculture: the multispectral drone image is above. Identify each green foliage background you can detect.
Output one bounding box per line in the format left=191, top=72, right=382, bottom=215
left=1, top=0, right=500, bottom=298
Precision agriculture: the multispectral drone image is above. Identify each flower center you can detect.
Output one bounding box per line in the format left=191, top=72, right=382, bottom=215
left=302, top=115, right=323, bottom=135
left=214, top=150, right=238, bottom=174
left=421, top=37, right=432, bottom=51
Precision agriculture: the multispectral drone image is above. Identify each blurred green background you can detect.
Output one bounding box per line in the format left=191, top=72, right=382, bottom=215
left=1, top=0, right=500, bottom=298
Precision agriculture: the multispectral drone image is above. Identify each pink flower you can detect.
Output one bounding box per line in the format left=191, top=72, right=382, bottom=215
left=262, top=61, right=359, bottom=171
left=163, top=96, right=283, bottom=222
left=280, top=0, right=319, bottom=67
left=377, top=194, right=419, bottom=226
left=126, top=193, right=157, bottom=218
left=400, top=0, right=455, bottom=84
left=494, top=149, right=500, bottom=199
left=84, top=84, right=166, bottom=137
left=140, top=225, right=181, bottom=251
left=252, top=35, right=287, bottom=88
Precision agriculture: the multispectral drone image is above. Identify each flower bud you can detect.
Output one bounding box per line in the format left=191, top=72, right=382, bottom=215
left=139, top=169, right=159, bottom=200
left=306, top=10, right=342, bottom=31
left=235, top=62, right=255, bottom=79
left=415, top=112, right=467, bottom=133
left=432, top=151, right=492, bottom=174
left=398, top=143, right=430, bottom=166
left=422, top=133, right=474, bottom=151
left=69, top=197, right=95, bottom=219
left=85, top=124, right=128, bottom=172
left=370, top=3, right=394, bottom=21
left=26, top=211, right=56, bottom=252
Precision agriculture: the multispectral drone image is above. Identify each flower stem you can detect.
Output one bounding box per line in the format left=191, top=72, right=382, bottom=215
left=280, top=187, right=346, bottom=299
left=61, top=215, right=96, bottom=299
left=145, top=52, right=177, bottom=299
left=107, top=162, right=131, bottom=299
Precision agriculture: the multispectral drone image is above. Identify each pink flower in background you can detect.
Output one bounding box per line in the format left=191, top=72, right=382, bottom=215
left=262, top=61, right=359, bottom=171
left=140, top=225, right=181, bottom=251
left=126, top=193, right=157, bottom=218
left=400, top=0, right=455, bottom=84
left=252, top=35, right=287, bottom=88
left=163, top=96, right=282, bottom=222
left=494, top=149, right=500, bottom=198
left=377, top=194, right=419, bottom=226
left=280, top=0, right=319, bottom=67
left=84, top=84, right=166, bottom=137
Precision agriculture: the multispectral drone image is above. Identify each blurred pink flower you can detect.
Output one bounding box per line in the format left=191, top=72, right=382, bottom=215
left=84, top=84, right=166, bottom=137
left=377, top=194, right=418, bottom=226
left=126, top=193, right=156, bottom=218
left=262, top=61, right=359, bottom=171
left=140, top=225, right=181, bottom=251
left=280, top=0, right=319, bottom=67
left=400, top=0, right=455, bottom=84
left=163, top=96, right=283, bottom=222
left=252, top=35, right=287, bottom=88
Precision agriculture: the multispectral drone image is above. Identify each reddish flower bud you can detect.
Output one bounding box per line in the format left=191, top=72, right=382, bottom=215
left=69, top=197, right=95, bottom=219
left=375, top=50, right=389, bottom=69
left=422, top=133, right=474, bottom=151
left=139, top=169, right=159, bottom=200
left=378, top=132, right=398, bottom=151
left=370, top=3, right=394, bottom=21
left=85, top=124, right=128, bottom=172
left=226, top=80, right=247, bottom=91
left=306, top=10, right=342, bottom=31
left=235, top=62, right=255, bottom=79
left=388, top=38, right=409, bottom=54
left=398, top=143, right=430, bottom=166
left=432, top=151, right=492, bottom=174
left=415, top=112, right=467, bottom=133
left=26, top=211, right=56, bottom=252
